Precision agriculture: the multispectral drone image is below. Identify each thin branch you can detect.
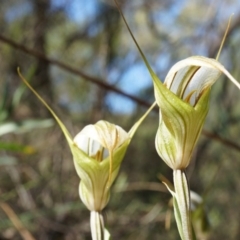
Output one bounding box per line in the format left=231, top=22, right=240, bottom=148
left=1, top=35, right=240, bottom=153
left=114, top=182, right=167, bottom=193
left=202, top=129, right=240, bottom=152
left=0, top=202, right=36, bottom=240
left=0, top=34, right=150, bottom=108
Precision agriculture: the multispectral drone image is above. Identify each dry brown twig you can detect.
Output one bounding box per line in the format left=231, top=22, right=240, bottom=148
left=0, top=202, right=36, bottom=240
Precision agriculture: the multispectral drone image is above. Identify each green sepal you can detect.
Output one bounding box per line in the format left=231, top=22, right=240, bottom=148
left=75, top=139, right=129, bottom=211
left=155, top=84, right=210, bottom=169
left=18, top=69, right=73, bottom=146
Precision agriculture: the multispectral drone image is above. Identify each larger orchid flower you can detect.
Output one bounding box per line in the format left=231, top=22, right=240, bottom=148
left=152, top=56, right=240, bottom=170
left=150, top=57, right=240, bottom=240
left=115, top=3, right=240, bottom=170
left=115, top=4, right=240, bottom=239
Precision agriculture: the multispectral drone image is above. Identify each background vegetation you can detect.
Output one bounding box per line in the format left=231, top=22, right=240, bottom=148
left=1, top=0, right=240, bottom=239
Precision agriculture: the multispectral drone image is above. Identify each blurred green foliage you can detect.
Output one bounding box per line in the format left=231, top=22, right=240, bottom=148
left=0, top=0, right=240, bottom=239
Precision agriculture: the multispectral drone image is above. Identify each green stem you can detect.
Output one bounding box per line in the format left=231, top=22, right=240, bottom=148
left=173, top=170, right=192, bottom=240
left=90, top=211, right=105, bottom=240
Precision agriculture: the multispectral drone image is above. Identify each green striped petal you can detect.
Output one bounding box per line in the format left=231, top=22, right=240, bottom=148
left=154, top=74, right=210, bottom=169
left=153, top=55, right=239, bottom=169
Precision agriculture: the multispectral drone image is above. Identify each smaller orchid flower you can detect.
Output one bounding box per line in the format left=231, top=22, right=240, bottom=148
left=72, top=120, right=130, bottom=240
left=18, top=68, right=156, bottom=240
left=18, top=71, right=153, bottom=211
left=73, top=120, right=129, bottom=212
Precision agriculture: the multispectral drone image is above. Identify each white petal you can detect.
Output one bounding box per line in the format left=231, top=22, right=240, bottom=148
left=74, top=132, right=109, bottom=159
left=74, top=125, right=103, bottom=155
left=73, top=121, right=128, bottom=157
left=182, top=66, right=221, bottom=105
left=74, top=133, right=91, bottom=153
left=167, top=66, right=191, bottom=94
left=78, top=124, right=102, bottom=145
left=164, top=56, right=222, bottom=106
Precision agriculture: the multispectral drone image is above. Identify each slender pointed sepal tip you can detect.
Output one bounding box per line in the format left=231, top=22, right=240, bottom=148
left=215, top=14, right=233, bottom=61
left=17, top=68, right=74, bottom=144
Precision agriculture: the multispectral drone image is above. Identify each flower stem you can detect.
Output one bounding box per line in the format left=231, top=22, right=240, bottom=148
left=173, top=170, right=192, bottom=240
left=90, top=211, right=105, bottom=240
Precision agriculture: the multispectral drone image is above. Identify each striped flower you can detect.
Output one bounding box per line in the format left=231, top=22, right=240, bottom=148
left=18, top=69, right=156, bottom=211
left=154, top=56, right=234, bottom=170
left=73, top=120, right=129, bottom=211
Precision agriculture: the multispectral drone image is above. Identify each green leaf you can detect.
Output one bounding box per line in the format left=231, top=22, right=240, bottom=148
left=0, top=119, right=54, bottom=136
left=0, top=142, right=35, bottom=154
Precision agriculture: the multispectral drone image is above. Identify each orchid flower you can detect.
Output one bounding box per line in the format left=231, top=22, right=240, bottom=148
left=153, top=58, right=240, bottom=240
left=143, top=47, right=239, bottom=240
left=152, top=56, right=240, bottom=171
left=73, top=120, right=129, bottom=212
left=115, top=3, right=240, bottom=239
left=18, top=71, right=155, bottom=210
left=18, top=69, right=156, bottom=240
left=155, top=56, right=221, bottom=170
left=115, top=2, right=240, bottom=171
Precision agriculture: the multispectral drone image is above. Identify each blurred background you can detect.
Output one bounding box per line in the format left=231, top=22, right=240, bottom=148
left=0, top=0, right=240, bottom=239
